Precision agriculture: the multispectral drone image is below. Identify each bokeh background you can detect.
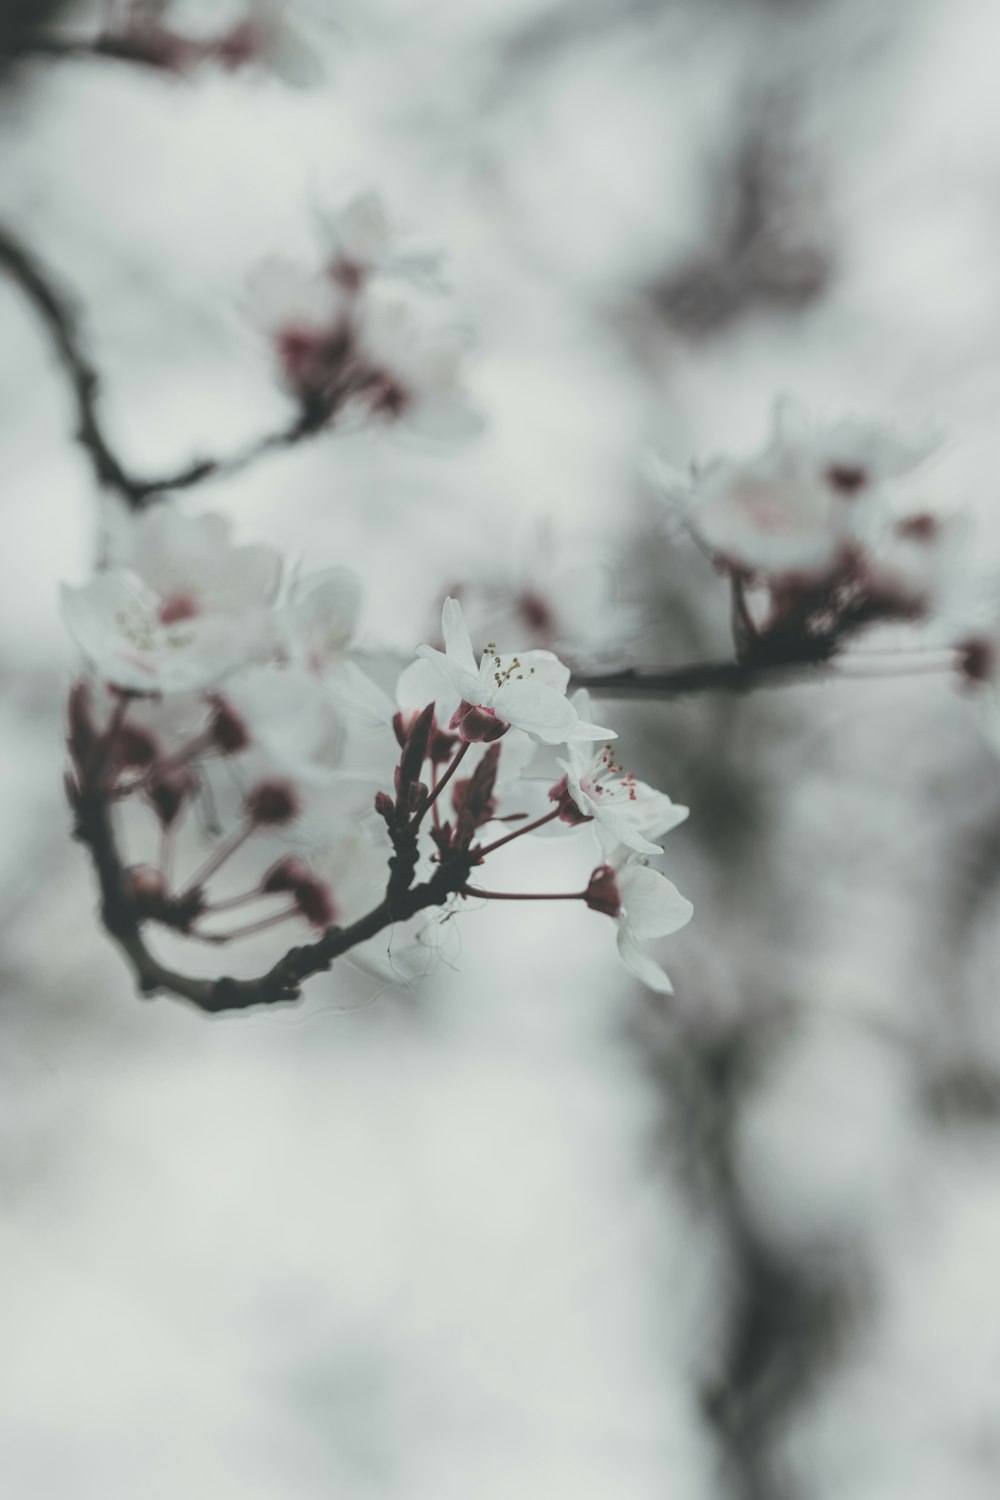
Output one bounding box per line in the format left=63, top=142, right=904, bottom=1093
left=3, top=1, right=1000, bottom=1496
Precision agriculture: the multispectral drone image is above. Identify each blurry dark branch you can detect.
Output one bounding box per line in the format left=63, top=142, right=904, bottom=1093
left=573, top=654, right=825, bottom=699
left=637, top=1014, right=861, bottom=1500
left=0, top=224, right=323, bottom=509
left=647, top=89, right=831, bottom=340
left=574, top=639, right=956, bottom=699
left=69, top=783, right=474, bottom=1015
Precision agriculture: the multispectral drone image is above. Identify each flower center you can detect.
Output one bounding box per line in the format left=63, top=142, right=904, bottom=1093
left=158, top=593, right=199, bottom=625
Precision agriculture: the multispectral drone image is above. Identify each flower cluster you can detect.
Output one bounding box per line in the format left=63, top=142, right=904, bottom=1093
left=63, top=516, right=692, bottom=1001
left=97, top=1, right=322, bottom=86
left=651, top=399, right=958, bottom=659
left=246, top=193, right=480, bottom=439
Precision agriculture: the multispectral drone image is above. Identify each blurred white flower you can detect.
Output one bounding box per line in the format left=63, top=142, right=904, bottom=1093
left=245, top=256, right=352, bottom=407
left=653, top=398, right=937, bottom=584
left=216, top=664, right=346, bottom=783
left=209, top=1, right=324, bottom=87
left=416, top=597, right=615, bottom=745
left=585, top=858, right=693, bottom=995
left=552, top=690, right=689, bottom=856
left=320, top=191, right=445, bottom=290
left=350, top=294, right=482, bottom=439
left=865, top=505, right=972, bottom=622
left=438, top=528, right=639, bottom=670
left=278, top=567, right=363, bottom=675
left=62, top=509, right=279, bottom=694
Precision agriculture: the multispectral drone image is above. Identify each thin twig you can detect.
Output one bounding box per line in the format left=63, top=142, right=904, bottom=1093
left=0, top=223, right=324, bottom=509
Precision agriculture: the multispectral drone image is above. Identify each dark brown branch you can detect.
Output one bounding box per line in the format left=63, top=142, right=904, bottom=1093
left=70, top=784, right=474, bottom=1014
left=572, top=640, right=834, bottom=699
left=0, top=223, right=323, bottom=509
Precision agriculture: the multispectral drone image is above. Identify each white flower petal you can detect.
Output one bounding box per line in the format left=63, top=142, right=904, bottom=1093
left=616, top=923, right=674, bottom=994
left=619, top=862, right=694, bottom=939
left=440, top=596, right=478, bottom=677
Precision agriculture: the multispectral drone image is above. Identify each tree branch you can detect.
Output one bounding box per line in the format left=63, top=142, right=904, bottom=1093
left=573, top=639, right=956, bottom=699
left=70, top=783, right=474, bottom=1014
left=0, top=223, right=323, bottom=509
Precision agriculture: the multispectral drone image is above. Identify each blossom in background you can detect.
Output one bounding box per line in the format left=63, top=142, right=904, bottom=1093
left=349, top=294, right=481, bottom=438
left=209, top=0, right=323, bottom=87
left=61, top=509, right=279, bottom=693
left=863, top=504, right=972, bottom=622
left=245, top=256, right=352, bottom=409
left=320, top=192, right=444, bottom=291
left=437, top=527, right=640, bottom=670
left=585, top=858, right=693, bottom=995
left=214, top=664, right=346, bottom=784
left=102, top=0, right=323, bottom=85
left=551, top=691, right=689, bottom=855
left=652, top=398, right=938, bottom=585
left=242, top=277, right=480, bottom=437
left=277, top=567, right=363, bottom=676
left=416, top=597, right=615, bottom=745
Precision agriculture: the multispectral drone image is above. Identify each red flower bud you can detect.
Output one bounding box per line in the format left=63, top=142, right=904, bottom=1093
left=245, top=779, right=299, bottom=827
left=449, top=700, right=509, bottom=744
left=584, top=865, right=621, bottom=919
left=210, top=698, right=251, bottom=754
left=146, top=767, right=197, bottom=828
left=959, top=636, right=995, bottom=685
left=548, top=775, right=591, bottom=826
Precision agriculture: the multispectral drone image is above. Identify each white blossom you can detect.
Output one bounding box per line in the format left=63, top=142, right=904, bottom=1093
left=320, top=192, right=444, bottom=289
left=587, top=859, right=693, bottom=995
left=278, top=567, right=363, bottom=675
left=62, top=509, right=279, bottom=694
left=555, top=691, right=689, bottom=856
left=210, top=0, right=323, bottom=87
left=653, top=398, right=937, bottom=583
left=351, top=295, right=482, bottom=439
left=416, top=597, right=615, bottom=745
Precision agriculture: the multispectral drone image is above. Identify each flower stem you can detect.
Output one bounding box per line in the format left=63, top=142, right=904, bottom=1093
left=462, top=885, right=586, bottom=902
left=476, top=808, right=561, bottom=858
left=420, top=740, right=470, bottom=822
left=178, top=822, right=253, bottom=896
left=191, top=904, right=300, bottom=945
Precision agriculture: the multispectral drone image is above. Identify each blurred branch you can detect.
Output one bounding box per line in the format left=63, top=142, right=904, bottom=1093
left=574, top=641, right=957, bottom=699
left=0, top=223, right=323, bottom=509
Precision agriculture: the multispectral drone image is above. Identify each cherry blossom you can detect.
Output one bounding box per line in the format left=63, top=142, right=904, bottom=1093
left=551, top=691, right=689, bottom=855
left=653, top=398, right=937, bottom=584
left=209, top=0, right=323, bottom=87
left=277, top=567, right=363, bottom=676
left=416, top=598, right=615, bottom=745
left=214, top=664, right=346, bottom=784
left=61, top=509, right=279, bottom=694
left=245, top=256, right=351, bottom=408
left=349, top=294, right=482, bottom=438
left=437, top=527, right=639, bottom=669
left=320, top=192, right=444, bottom=291
left=585, top=859, right=693, bottom=995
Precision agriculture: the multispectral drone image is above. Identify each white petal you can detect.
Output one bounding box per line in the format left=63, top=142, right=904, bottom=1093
left=441, top=596, right=478, bottom=676
left=414, top=644, right=480, bottom=704
left=619, top=862, right=694, bottom=939
left=616, top=923, right=674, bottom=994
left=565, top=716, right=617, bottom=742
left=396, top=656, right=454, bottom=718
left=491, top=679, right=580, bottom=743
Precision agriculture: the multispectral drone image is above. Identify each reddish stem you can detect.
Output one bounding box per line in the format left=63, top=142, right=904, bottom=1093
left=420, top=740, right=470, bottom=822
left=476, top=807, right=561, bottom=859
left=462, top=885, right=586, bottom=902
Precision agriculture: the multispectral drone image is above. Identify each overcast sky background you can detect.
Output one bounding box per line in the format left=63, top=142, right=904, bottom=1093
left=4, top=1, right=1000, bottom=1496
